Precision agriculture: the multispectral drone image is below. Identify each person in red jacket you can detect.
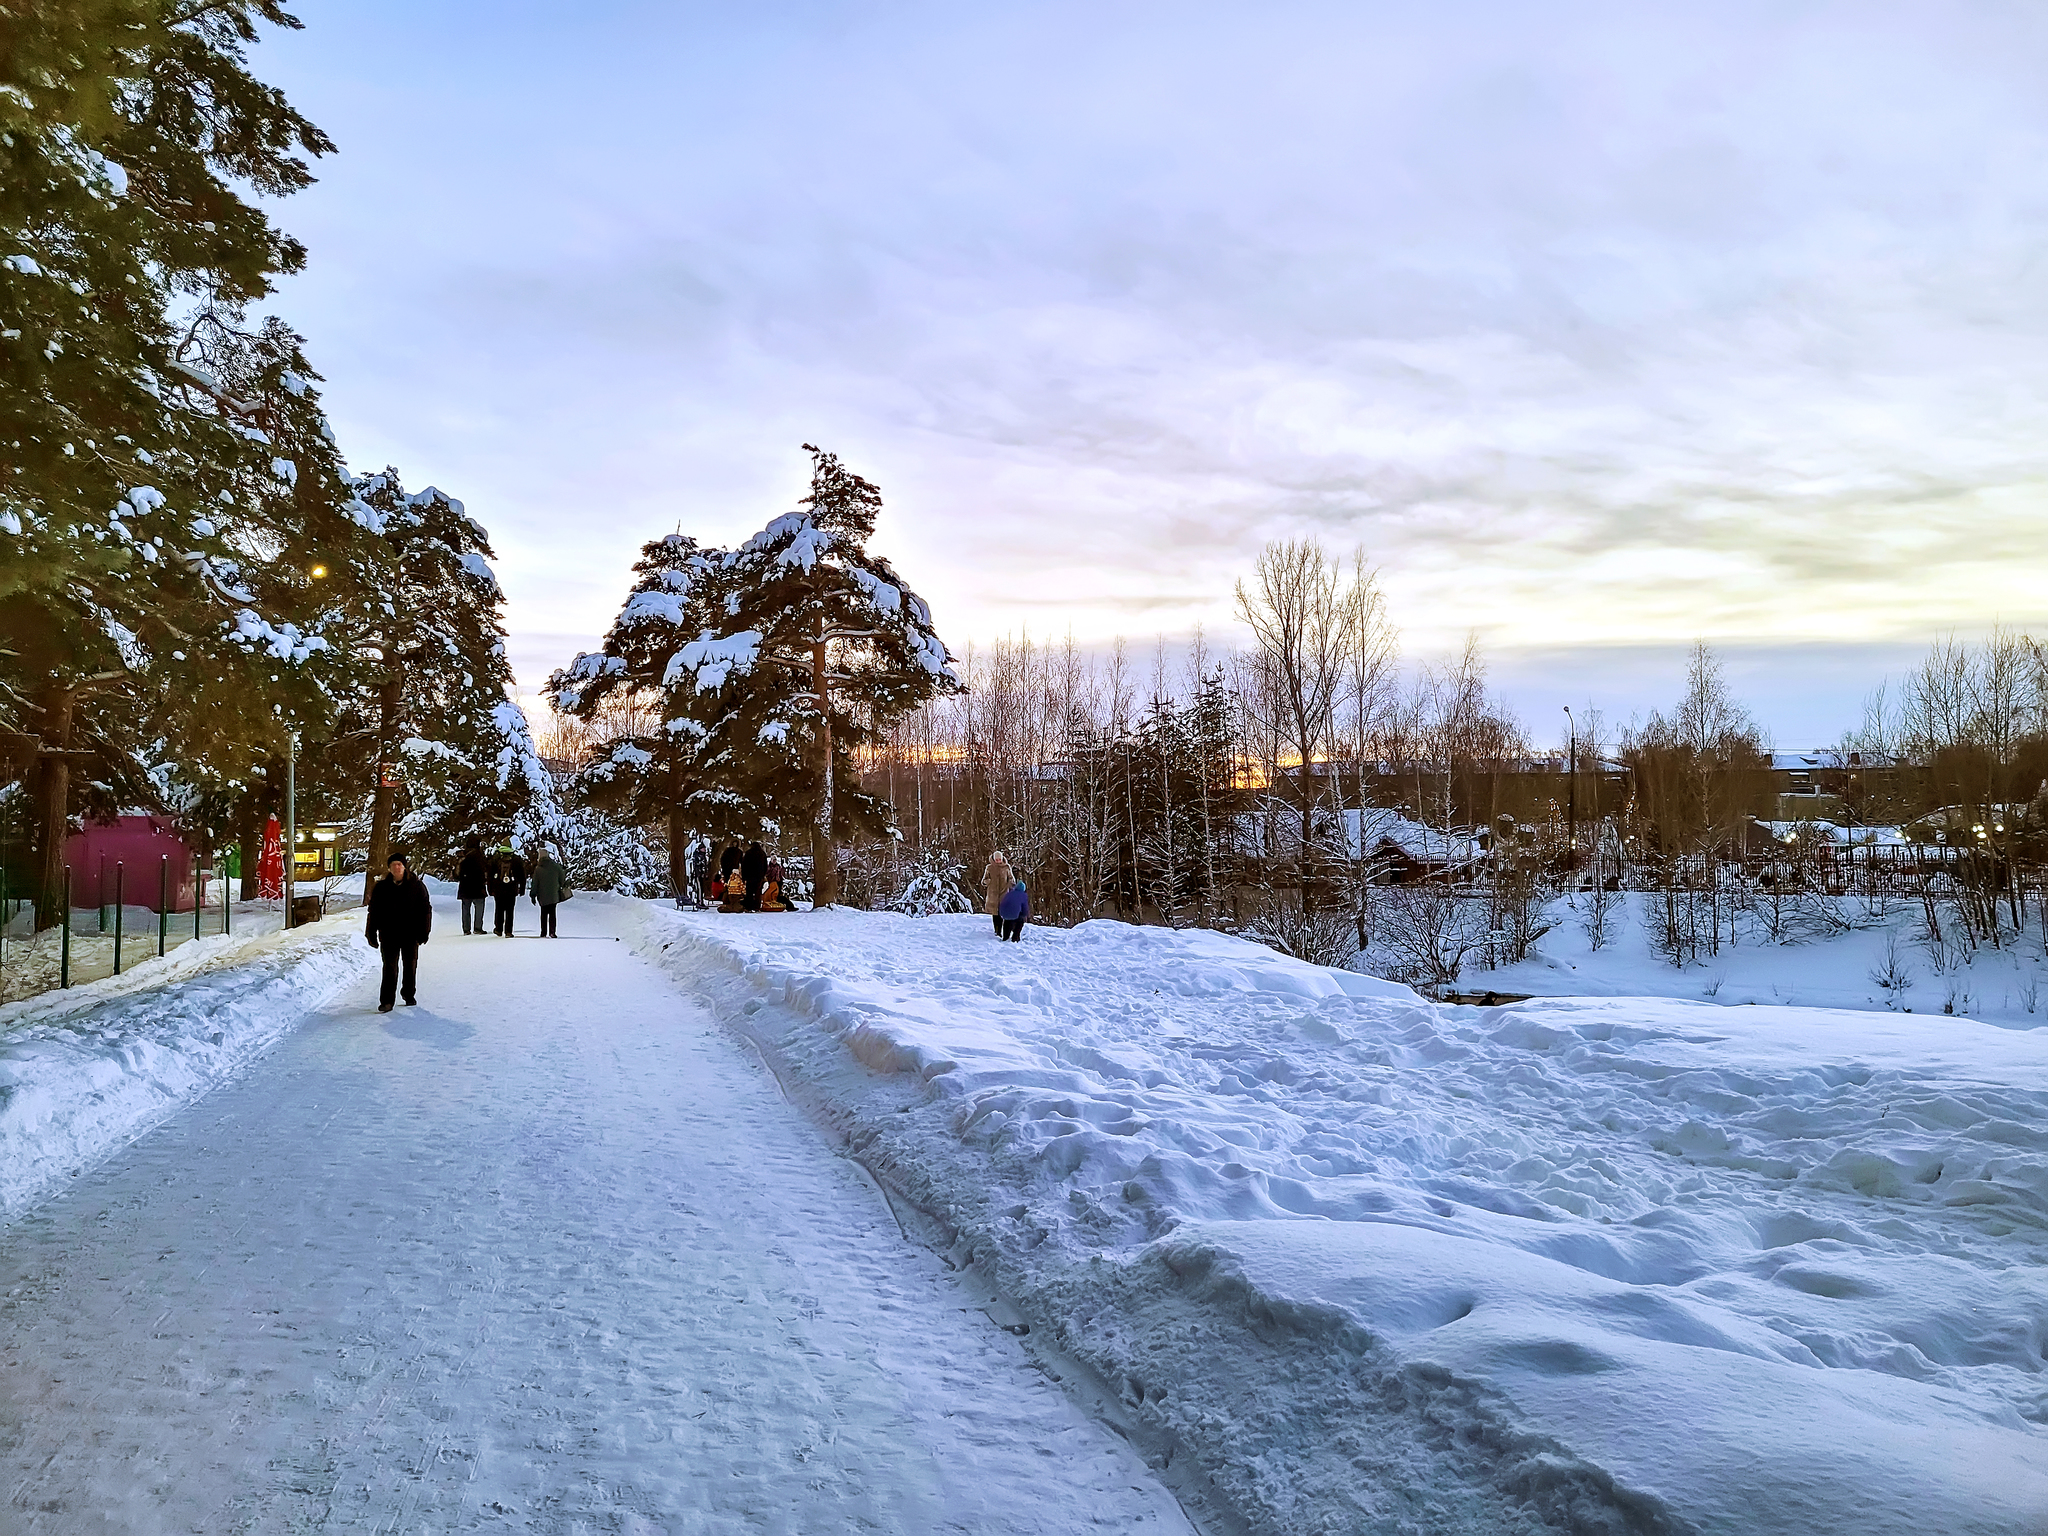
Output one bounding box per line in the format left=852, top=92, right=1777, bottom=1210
left=366, top=854, right=434, bottom=1012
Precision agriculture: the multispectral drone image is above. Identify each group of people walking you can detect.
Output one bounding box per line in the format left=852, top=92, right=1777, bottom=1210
left=364, top=836, right=571, bottom=1013
left=453, top=836, right=570, bottom=938
left=366, top=834, right=1030, bottom=1014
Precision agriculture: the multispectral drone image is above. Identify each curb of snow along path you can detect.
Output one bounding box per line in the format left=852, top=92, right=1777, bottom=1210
left=620, top=900, right=2048, bottom=1536
left=0, top=913, right=376, bottom=1219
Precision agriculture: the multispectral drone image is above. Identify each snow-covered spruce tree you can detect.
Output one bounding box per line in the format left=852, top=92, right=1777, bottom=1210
left=669, top=447, right=960, bottom=905
left=548, top=534, right=724, bottom=892
left=311, top=470, right=545, bottom=893
left=158, top=314, right=397, bottom=882
left=889, top=845, right=974, bottom=916
left=0, top=0, right=342, bottom=923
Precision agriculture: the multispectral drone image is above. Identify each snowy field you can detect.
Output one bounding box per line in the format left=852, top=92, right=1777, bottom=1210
left=630, top=902, right=2048, bottom=1535
left=1464, top=890, right=2048, bottom=1021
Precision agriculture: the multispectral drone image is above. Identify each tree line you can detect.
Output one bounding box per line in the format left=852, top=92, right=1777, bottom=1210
left=1, top=3, right=548, bottom=924
left=700, top=537, right=2048, bottom=988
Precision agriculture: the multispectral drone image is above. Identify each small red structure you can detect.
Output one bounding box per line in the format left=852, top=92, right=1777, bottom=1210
left=63, top=815, right=200, bottom=911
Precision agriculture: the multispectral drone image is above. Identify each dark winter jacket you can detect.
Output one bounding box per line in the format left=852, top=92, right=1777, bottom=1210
left=720, top=844, right=743, bottom=878
left=487, top=854, right=526, bottom=900
left=741, top=844, right=769, bottom=886
left=455, top=851, right=489, bottom=899
left=367, top=872, right=434, bottom=947
left=998, top=880, right=1029, bottom=922
left=690, top=843, right=711, bottom=881
left=530, top=856, right=567, bottom=905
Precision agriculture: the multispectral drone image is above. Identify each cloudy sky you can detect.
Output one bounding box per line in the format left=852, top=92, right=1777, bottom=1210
left=255, top=0, right=2048, bottom=745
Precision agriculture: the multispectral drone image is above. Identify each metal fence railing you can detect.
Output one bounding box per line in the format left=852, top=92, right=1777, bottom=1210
left=0, top=866, right=364, bottom=1007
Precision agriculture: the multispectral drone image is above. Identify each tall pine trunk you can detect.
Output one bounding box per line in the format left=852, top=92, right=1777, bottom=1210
left=667, top=801, right=689, bottom=898
left=30, top=688, right=73, bottom=931
left=239, top=823, right=259, bottom=901
left=810, top=631, right=839, bottom=906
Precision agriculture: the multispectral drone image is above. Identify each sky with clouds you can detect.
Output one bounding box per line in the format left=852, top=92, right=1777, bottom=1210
left=253, top=0, right=2048, bottom=745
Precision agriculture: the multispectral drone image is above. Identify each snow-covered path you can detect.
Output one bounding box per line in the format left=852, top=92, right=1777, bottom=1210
left=0, top=896, right=1191, bottom=1534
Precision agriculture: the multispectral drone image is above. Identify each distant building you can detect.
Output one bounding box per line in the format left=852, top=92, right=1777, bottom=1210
left=64, top=815, right=202, bottom=911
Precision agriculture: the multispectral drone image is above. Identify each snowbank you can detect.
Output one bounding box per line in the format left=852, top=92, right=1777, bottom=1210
left=623, top=904, right=2048, bottom=1536
left=0, top=908, right=376, bottom=1217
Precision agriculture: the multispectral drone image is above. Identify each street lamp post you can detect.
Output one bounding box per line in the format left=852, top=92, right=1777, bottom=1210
left=284, top=734, right=297, bottom=930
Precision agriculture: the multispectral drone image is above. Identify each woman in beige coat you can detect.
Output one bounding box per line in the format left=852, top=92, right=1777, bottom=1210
left=982, top=852, right=1013, bottom=936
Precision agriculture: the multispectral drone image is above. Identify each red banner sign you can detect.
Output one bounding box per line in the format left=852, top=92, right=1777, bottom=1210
left=257, top=815, right=284, bottom=900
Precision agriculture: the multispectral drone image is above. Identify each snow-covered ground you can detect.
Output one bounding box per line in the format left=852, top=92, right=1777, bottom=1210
left=630, top=903, right=2048, bottom=1535
left=0, top=894, right=1194, bottom=1533
left=0, top=903, right=374, bottom=1215
left=1468, top=891, right=2048, bottom=1020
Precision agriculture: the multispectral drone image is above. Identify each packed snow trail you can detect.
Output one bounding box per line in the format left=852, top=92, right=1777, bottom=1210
left=0, top=895, right=1193, bottom=1534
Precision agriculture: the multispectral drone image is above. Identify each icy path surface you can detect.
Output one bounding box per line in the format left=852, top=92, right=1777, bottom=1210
left=0, top=896, right=1191, bottom=1534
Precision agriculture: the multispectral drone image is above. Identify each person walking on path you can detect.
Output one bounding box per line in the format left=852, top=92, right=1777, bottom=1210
left=455, top=835, right=489, bottom=935
left=997, top=877, right=1030, bottom=942
left=982, top=852, right=1014, bottom=937
left=365, top=854, right=433, bottom=1011
left=488, top=846, right=526, bottom=937
left=530, top=845, right=568, bottom=937
left=741, top=841, right=769, bottom=912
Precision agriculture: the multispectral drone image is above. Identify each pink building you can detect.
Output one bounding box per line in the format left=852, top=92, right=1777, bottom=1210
left=63, top=816, right=202, bottom=911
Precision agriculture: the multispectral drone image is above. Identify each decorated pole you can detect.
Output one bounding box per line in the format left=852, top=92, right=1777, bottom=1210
left=284, top=737, right=297, bottom=930
left=257, top=815, right=284, bottom=905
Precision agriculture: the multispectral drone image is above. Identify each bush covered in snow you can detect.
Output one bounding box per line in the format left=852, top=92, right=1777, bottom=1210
left=887, top=846, right=974, bottom=917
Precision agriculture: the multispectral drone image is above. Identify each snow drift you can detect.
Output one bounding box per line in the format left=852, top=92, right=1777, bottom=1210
left=627, top=904, right=2048, bottom=1536
left=0, top=912, right=375, bottom=1217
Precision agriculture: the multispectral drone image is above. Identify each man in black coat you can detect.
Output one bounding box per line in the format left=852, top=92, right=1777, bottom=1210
left=740, top=841, right=769, bottom=912
left=366, top=854, right=433, bottom=1012
left=487, top=847, right=526, bottom=937
left=455, top=835, right=489, bottom=934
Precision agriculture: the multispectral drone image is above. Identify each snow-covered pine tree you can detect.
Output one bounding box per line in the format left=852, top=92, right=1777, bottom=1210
left=317, top=470, right=544, bottom=893
left=154, top=314, right=396, bottom=879
left=548, top=534, right=723, bottom=893
left=0, top=0, right=342, bottom=923
left=668, top=447, right=960, bottom=905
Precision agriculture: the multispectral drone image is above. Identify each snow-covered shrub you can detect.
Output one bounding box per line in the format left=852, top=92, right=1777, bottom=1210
left=534, top=804, right=668, bottom=896
left=1869, top=931, right=1916, bottom=1009
left=1246, top=897, right=1361, bottom=971
left=1366, top=882, right=1487, bottom=993
left=830, top=843, right=889, bottom=910
left=889, top=846, right=974, bottom=917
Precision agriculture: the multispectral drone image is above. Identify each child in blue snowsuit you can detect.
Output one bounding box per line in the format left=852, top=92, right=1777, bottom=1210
left=997, top=878, right=1029, bottom=941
